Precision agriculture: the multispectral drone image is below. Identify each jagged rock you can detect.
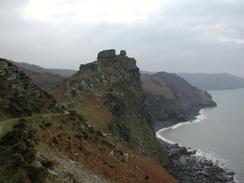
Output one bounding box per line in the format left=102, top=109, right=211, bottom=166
left=122, top=153, right=129, bottom=162
left=52, top=49, right=167, bottom=165
left=97, top=49, right=116, bottom=60
left=162, top=141, right=236, bottom=183
left=119, top=50, right=127, bottom=57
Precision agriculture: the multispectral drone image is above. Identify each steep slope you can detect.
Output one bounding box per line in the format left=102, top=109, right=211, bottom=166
left=141, top=72, right=216, bottom=127
left=0, top=113, right=177, bottom=183
left=178, top=73, right=244, bottom=90
left=11, top=61, right=67, bottom=91
left=0, top=58, right=59, bottom=119
left=0, top=54, right=177, bottom=183
left=52, top=49, right=167, bottom=165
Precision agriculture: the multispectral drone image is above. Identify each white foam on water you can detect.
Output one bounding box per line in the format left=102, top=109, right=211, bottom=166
left=156, top=132, right=174, bottom=144
left=156, top=109, right=207, bottom=140
left=156, top=109, right=240, bottom=182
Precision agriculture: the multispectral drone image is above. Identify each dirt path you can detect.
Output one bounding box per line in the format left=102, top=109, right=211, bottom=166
left=0, top=113, right=67, bottom=135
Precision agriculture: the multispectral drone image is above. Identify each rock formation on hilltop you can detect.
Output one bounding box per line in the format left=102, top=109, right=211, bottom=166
left=52, top=49, right=167, bottom=164
left=0, top=55, right=177, bottom=183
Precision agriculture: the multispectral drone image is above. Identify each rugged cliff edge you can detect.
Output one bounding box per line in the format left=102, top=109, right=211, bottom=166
left=51, top=49, right=167, bottom=164
left=141, top=72, right=217, bottom=129
left=0, top=53, right=177, bottom=182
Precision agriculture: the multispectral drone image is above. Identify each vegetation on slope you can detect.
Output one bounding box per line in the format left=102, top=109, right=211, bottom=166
left=0, top=53, right=177, bottom=182
left=10, top=61, right=67, bottom=91
left=0, top=112, right=176, bottom=183
left=0, top=58, right=59, bottom=119
left=51, top=49, right=167, bottom=165
left=142, top=72, right=216, bottom=127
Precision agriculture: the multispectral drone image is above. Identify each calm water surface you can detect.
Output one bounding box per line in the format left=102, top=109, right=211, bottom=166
left=157, top=88, right=244, bottom=181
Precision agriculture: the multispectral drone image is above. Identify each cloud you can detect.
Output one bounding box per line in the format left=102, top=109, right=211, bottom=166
left=23, top=0, right=163, bottom=23
left=0, top=0, right=243, bottom=77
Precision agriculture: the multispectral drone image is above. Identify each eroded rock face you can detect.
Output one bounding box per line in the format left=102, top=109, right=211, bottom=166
left=162, top=141, right=236, bottom=183
left=119, top=50, right=127, bottom=57
left=52, top=49, right=167, bottom=165
left=97, top=49, right=116, bottom=60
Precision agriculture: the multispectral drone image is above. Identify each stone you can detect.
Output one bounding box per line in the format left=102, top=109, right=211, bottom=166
left=97, top=49, right=116, bottom=60
left=122, top=153, right=129, bottom=162
left=119, top=50, right=127, bottom=57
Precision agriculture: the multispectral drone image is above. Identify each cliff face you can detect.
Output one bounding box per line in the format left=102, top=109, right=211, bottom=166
left=0, top=55, right=176, bottom=183
left=141, top=72, right=216, bottom=127
left=52, top=50, right=166, bottom=164
left=0, top=58, right=58, bottom=119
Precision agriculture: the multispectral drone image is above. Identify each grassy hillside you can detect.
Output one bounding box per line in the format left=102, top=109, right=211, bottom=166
left=0, top=58, right=59, bottom=119
left=142, top=72, right=216, bottom=127
left=0, top=53, right=176, bottom=183
left=0, top=113, right=176, bottom=183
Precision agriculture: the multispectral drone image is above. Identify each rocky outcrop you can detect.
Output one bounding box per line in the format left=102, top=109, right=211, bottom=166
left=97, top=49, right=116, bottom=60
left=141, top=72, right=217, bottom=128
left=0, top=58, right=59, bottom=118
left=52, top=50, right=167, bottom=165
left=161, top=141, right=236, bottom=183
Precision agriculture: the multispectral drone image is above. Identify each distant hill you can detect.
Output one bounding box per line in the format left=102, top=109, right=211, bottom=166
left=141, top=72, right=216, bottom=128
left=0, top=58, right=59, bottom=118
left=178, top=73, right=244, bottom=90
left=11, top=61, right=77, bottom=91
left=11, top=61, right=217, bottom=128
left=12, top=61, right=77, bottom=77
left=48, top=68, right=77, bottom=77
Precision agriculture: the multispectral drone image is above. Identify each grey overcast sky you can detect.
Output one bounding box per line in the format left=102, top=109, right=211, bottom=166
left=0, top=0, right=244, bottom=77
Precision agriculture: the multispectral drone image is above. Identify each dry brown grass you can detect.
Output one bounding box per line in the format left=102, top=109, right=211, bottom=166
left=31, top=115, right=177, bottom=183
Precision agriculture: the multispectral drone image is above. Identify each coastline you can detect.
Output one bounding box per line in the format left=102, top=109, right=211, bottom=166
left=156, top=109, right=238, bottom=183
left=156, top=109, right=206, bottom=143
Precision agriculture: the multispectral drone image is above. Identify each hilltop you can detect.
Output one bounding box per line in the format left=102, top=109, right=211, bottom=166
left=0, top=53, right=176, bottom=183
left=178, top=73, right=244, bottom=90
left=51, top=49, right=166, bottom=164
left=9, top=59, right=217, bottom=128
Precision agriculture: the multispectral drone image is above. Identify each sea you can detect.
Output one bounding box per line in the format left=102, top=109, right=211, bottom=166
left=156, top=88, right=244, bottom=182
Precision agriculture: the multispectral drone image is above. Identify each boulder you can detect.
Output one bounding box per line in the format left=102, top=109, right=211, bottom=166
left=119, top=50, right=127, bottom=57
left=97, top=49, right=116, bottom=60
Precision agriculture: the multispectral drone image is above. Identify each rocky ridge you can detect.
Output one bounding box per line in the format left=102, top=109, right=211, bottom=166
left=52, top=49, right=167, bottom=165
left=0, top=54, right=177, bottom=183
left=0, top=58, right=59, bottom=119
